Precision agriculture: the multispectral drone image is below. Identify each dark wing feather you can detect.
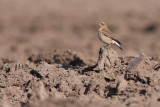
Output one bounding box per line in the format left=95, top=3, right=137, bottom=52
left=102, top=30, right=116, bottom=40
left=102, top=30, right=122, bottom=45
left=112, top=38, right=122, bottom=45
left=102, top=29, right=123, bottom=50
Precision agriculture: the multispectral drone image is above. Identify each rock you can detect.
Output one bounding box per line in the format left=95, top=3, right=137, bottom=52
left=116, top=78, right=128, bottom=92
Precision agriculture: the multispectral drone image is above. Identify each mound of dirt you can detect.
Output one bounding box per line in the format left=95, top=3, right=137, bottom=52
left=0, top=47, right=160, bottom=107
left=28, top=50, right=93, bottom=66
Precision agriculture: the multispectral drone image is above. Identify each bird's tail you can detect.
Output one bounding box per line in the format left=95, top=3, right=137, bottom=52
left=112, top=40, right=123, bottom=50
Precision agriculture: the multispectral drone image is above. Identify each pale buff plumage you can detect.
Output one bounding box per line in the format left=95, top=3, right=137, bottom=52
left=97, top=22, right=123, bottom=50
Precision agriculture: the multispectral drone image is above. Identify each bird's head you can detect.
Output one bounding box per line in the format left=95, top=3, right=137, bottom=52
left=97, top=22, right=107, bottom=28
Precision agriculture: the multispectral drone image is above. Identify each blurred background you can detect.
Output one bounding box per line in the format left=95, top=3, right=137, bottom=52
left=0, top=0, right=160, bottom=60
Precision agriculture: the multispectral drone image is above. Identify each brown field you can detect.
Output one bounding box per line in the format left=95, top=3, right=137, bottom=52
left=0, top=0, right=160, bottom=107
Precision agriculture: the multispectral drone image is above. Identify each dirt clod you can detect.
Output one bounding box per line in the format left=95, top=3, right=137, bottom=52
left=94, top=47, right=120, bottom=71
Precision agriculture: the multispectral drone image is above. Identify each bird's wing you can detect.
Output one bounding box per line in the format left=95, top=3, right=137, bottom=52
left=102, top=30, right=122, bottom=45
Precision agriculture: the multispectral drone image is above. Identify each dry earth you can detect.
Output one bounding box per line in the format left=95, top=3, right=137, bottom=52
left=0, top=0, right=160, bottom=107
left=0, top=48, right=160, bottom=107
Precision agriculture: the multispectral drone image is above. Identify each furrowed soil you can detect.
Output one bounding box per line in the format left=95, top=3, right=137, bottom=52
left=0, top=0, right=160, bottom=107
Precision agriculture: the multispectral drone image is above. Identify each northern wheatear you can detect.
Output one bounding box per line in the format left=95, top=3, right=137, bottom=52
left=97, top=22, right=123, bottom=50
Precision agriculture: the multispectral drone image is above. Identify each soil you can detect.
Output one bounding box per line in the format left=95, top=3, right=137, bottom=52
left=0, top=47, right=160, bottom=107
left=0, top=0, right=160, bottom=107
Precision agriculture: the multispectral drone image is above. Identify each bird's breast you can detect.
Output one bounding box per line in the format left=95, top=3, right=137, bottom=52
left=98, top=30, right=112, bottom=44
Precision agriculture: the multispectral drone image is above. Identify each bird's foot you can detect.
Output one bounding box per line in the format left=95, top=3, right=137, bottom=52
left=104, top=44, right=111, bottom=50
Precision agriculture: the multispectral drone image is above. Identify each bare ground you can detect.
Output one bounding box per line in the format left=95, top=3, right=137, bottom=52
left=0, top=0, right=160, bottom=107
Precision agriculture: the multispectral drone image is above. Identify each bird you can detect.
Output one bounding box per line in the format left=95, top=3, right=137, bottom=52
left=97, top=22, right=123, bottom=50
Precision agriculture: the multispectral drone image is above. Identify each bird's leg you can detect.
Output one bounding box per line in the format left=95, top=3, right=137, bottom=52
left=105, top=44, right=111, bottom=55
left=105, top=44, right=111, bottom=50
left=104, top=44, right=109, bottom=50
left=107, top=44, right=111, bottom=50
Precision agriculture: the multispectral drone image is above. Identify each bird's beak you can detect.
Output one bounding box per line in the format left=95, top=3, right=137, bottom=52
left=96, top=22, right=99, bottom=26
left=96, top=23, right=100, bottom=27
